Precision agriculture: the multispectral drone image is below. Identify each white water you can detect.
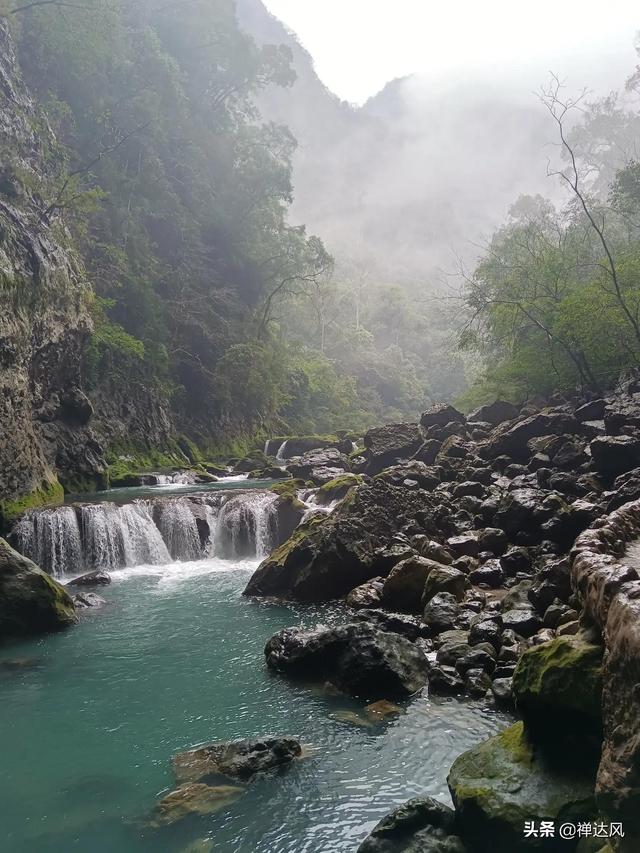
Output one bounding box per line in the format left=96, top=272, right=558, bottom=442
left=13, top=489, right=283, bottom=577
left=214, top=491, right=279, bottom=559
left=12, top=506, right=83, bottom=577
left=275, top=440, right=288, bottom=461
left=158, top=500, right=202, bottom=561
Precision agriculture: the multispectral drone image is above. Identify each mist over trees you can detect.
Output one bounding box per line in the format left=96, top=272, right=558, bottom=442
left=2, top=0, right=640, bottom=449
left=460, top=60, right=640, bottom=405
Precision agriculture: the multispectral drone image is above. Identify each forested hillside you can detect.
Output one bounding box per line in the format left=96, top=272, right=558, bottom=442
left=1, top=0, right=640, bottom=516
left=0, top=0, right=385, bottom=475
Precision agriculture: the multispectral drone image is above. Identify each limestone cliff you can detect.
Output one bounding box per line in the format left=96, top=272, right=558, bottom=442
left=0, top=20, right=105, bottom=526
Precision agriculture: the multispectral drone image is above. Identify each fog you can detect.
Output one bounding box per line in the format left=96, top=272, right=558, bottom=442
left=240, top=0, right=640, bottom=286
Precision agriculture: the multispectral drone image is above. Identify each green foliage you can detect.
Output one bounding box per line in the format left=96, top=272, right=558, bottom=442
left=460, top=189, right=640, bottom=400
left=0, top=477, right=64, bottom=529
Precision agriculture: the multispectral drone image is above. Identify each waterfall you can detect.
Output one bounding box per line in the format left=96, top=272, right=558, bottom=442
left=157, top=500, right=202, bottom=561
left=214, top=492, right=278, bottom=559
left=11, top=489, right=288, bottom=575
left=80, top=503, right=171, bottom=570
left=204, top=504, right=219, bottom=557
left=12, top=506, right=83, bottom=578
left=275, top=440, right=288, bottom=461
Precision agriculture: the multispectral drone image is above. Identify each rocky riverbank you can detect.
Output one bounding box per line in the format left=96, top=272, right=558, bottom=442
left=243, top=382, right=640, bottom=851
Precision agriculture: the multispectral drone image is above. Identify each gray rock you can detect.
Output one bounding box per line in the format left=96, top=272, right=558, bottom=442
left=357, top=796, right=467, bottom=853
left=264, top=623, right=429, bottom=698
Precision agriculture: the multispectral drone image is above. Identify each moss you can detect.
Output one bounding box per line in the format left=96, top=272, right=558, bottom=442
left=0, top=477, right=64, bottom=528
left=448, top=721, right=597, bottom=850
left=61, top=471, right=109, bottom=495
left=317, top=474, right=363, bottom=504
left=270, top=479, right=306, bottom=498
left=262, top=514, right=328, bottom=568
left=512, top=636, right=603, bottom=725
left=106, top=446, right=189, bottom=485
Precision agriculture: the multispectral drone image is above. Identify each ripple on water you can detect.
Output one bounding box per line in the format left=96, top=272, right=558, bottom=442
left=0, top=559, right=512, bottom=853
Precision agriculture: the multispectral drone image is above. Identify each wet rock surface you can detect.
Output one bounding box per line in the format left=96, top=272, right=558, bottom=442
left=0, top=537, right=76, bottom=638
left=172, top=736, right=302, bottom=784
left=264, top=622, right=430, bottom=698
left=252, top=388, right=640, bottom=848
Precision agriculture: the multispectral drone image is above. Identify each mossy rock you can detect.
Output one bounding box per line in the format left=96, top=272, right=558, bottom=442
left=512, top=636, right=603, bottom=732
left=245, top=479, right=452, bottom=602
left=269, top=479, right=306, bottom=498
left=0, top=538, right=76, bottom=638
left=0, top=477, right=64, bottom=529
left=317, top=474, right=363, bottom=505
left=448, top=722, right=597, bottom=851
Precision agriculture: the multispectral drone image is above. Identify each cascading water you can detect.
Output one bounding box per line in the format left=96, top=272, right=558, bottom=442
left=214, top=492, right=279, bottom=559
left=158, top=500, right=203, bottom=561
left=12, top=506, right=83, bottom=578
left=80, top=503, right=171, bottom=570
left=275, top=440, right=288, bottom=461
left=10, top=489, right=289, bottom=576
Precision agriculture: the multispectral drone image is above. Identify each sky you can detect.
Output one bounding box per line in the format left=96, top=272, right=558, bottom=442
left=262, top=0, right=640, bottom=104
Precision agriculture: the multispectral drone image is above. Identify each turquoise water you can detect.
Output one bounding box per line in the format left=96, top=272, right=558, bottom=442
left=0, top=558, right=510, bottom=853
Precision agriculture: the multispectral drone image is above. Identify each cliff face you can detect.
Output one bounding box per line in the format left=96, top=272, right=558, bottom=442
left=0, top=20, right=105, bottom=525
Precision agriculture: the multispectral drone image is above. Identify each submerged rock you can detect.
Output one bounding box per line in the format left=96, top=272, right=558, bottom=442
left=448, top=722, right=596, bottom=851
left=264, top=622, right=429, bottom=698
left=358, top=796, right=467, bottom=852
left=172, top=736, right=302, bottom=784
left=68, top=570, right=111, bottom=587
left=72, top=592, right=106, bottom=609
left=0, top=538, right=76, bottom=638
left=152, top=782, right=244, bottom=826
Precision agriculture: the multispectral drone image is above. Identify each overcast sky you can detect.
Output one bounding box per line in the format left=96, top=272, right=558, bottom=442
left=262, top=0, right=640, bottom=104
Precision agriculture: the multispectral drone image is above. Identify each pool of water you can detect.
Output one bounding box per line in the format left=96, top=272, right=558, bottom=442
left=0, top=559, right=510, bottom=853
left=65, top=478, right=277, bottom=505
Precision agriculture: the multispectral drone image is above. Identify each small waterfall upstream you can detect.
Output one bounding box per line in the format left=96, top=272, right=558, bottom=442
left=12, top=489, right=284, bottom=577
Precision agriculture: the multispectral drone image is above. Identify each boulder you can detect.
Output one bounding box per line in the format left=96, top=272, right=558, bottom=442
left=264, top=622, right=429, bottom=698
left=172, top=737, right=302, bottom=784
left=379, top=462, right=441, bottom=491
left=287, top=447, right=350, bottom=482
left=574, top=399, right=606, bottom=421
left=346, top=577, right=384, bottom=609
left=354, top=609, right=427, bottom=642
left=501, top=609, right=543, bottom=639
left=421, top=404, right=465, bottom=431
left=317, top=474, right=363, bottom=505
left=590, top=435, right=640, bottom=478
left=422, top=566, right=466, bottom=604
left=448, top=722, right=597, bottom=852
left=512, top=636, right=603, bottom=733
left=67, top=570, right=111, bottom=587
left=483, top=412, right=582, bottom=460
left=468, top=400, right=519, bottom=426
left=469, top=561, right=503, bottom=588
left=382, top=556, right=440, bottom=613
left=363, top=423, right=424, bottom=475
left=423, top=592, right=459, bottom=634
left=244, top=480, right=453, bottom=602
left=0, top=538, right=76, bottom=638
left=357, top=796, right=467, bottom=853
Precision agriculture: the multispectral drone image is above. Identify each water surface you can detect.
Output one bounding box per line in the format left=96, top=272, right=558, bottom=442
left=0, top=560, right=510, bottom=853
